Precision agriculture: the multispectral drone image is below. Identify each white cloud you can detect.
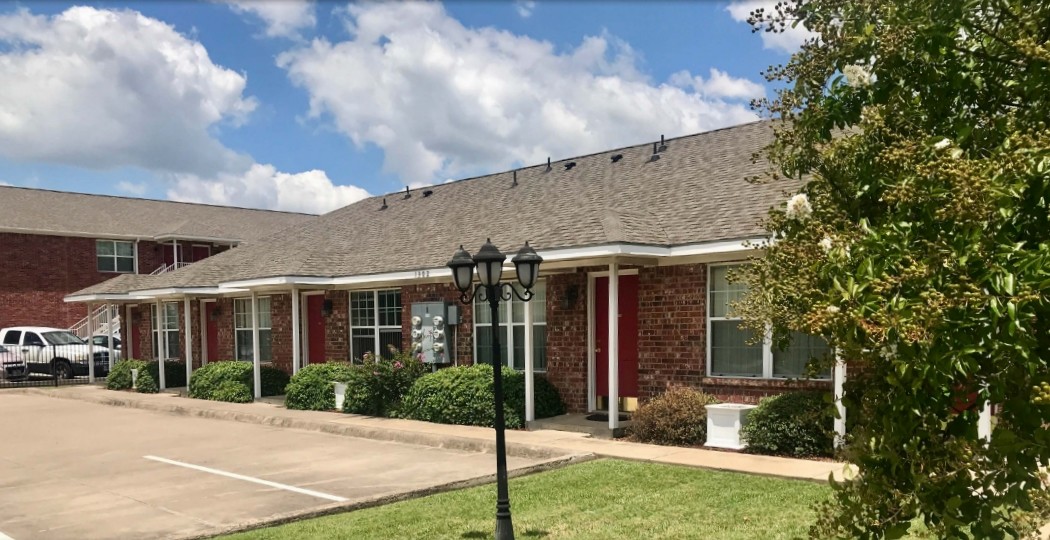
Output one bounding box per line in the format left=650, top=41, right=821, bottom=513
left=116, top=181, right=147, bottom=196
left=726, top=1, right=818, bottom=54
left=168, top=163, right=370, bottom=214
left=669, top=68, right=766, bottom=100
left=278, top=2, right=761, bottom=186
left=225, top=1, right=316, bottom=39
left=0, top=181, right=11, bottom=186
left=0, top=7, right=256, bottom=176
left=515, top=1, right=537, bottom=18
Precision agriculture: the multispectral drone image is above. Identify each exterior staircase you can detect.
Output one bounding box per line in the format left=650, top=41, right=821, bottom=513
left=71, top=304, right=121, bottom=339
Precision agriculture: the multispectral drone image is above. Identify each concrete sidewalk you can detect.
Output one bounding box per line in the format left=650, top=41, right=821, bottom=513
left=12, top=385, right=854, bottom=483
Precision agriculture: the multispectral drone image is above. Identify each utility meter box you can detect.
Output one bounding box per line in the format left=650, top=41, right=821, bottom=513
left=410, top=302, right=449, bottom=364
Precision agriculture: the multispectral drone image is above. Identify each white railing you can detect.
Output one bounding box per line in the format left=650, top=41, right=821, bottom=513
left=150, top=261, right=192, bottom=275
left=71, top=305, right=121, bottom=339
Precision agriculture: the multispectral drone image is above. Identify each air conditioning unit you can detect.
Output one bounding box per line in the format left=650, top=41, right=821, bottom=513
left=705, top=403, right=757, bottom=450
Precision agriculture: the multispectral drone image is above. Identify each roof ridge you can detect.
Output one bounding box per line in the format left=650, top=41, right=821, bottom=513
left=0, top=185, right=316, bottom=216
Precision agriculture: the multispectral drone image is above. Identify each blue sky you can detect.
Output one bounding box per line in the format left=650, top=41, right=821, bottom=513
left=0, top=1, right=809, bottom=213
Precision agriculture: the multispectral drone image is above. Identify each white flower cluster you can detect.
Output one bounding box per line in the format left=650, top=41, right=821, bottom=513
left=879, top=343, right=898, bottom=361
left=933, top=138, right=951, bottom=150
left=843, top=65, right=873, bottom=88
left=826, top=305, right=841, bottom=314
left=786, top=193, right=812, bottom=221
left=819, top=236, right=834, bottom=253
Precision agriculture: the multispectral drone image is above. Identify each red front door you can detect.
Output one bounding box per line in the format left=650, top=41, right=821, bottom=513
left=206, top=304, right=219, bottom=363
left=191, top=245, right=211, bottom=262
left=307, top=295, right=326, bottom=364
left=594, top=275, right=640, bottom=409
left=129, top=313, right=141, bottom=359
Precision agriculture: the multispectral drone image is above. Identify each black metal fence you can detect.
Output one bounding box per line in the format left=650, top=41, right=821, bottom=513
left=0, top=344, right=115, bottom=389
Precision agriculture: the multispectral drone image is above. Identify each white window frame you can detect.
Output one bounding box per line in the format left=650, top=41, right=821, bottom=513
left=349, top=289, right=402, bottom=360
left=473, top=280, right=547, bottom=372
left=96, top=239, right=136, bottom=273
left=706, top=263, right=831, bottom=380
left=150, top=302, right=180, bottom=359
left=234, top=296, right=272, bottom=363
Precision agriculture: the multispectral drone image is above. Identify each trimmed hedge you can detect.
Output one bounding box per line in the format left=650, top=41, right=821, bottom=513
left=399, top=364, right=566, bottom=429
left=284, top=362, right=357, bottom=410
left=188, top=361, right=289, bottom=403
left=343, top=353, right=428, bottom=416
left=106, top=359, right=187, bottom=394
left=628, top=387, right=720, bottom=446
left=741, top=391, right=835, bottom=457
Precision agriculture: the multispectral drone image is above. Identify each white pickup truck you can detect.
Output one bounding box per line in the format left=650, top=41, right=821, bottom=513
left=0, top=327, right=112, bottom=379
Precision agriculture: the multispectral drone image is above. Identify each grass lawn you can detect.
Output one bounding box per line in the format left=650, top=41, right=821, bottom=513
left=219, top=459, right=832, bottom=540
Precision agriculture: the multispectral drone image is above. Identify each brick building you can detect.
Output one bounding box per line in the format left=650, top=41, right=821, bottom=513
left=68, top=122, right=833, bottom=424
left=0, top=187, right=313, bottom=331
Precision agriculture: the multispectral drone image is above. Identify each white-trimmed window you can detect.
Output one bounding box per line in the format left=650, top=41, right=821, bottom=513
left=474, top=281, right=547, bottom=371
left=150, top=302, right=180, bottom=359
left=234, top=297, right=272, bottom=362
left=708, top=264, right=830, bottom=379
left=97, top=240, right=135, bottom=273
left=350, top=290, right=402, bottom=360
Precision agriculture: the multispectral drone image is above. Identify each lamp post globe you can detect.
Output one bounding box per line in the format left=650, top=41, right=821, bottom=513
left=447, top=245, right=476, bottom=293
left=473, top=238, right=507, bottom=287
left=511, top=241, right=543, bottom=290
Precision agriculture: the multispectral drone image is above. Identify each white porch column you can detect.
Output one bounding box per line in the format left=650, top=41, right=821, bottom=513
left=524, top=297, right=535, bottom=423
left=199, top=301, right=209, bottom=366
left=833, top=352, right=846, bottom=448
left=157, top=300, right=167, bottom=390
left=125, top=304, right=133, bottom=358
left=107, top=303, right=115, bottom=370
left=608, top=262, right=620, bottom=430
left=978, top=385, right=992, bottom=442
left=183, top=297, right=192, bottom=387
left=291, top=288, right=301, bottom=375
left=251, top=291, right=261, bottom=399
left=87, top=302, right=95, bottom=383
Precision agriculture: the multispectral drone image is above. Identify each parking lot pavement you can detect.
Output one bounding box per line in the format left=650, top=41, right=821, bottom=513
left=0, top=393, right=550, bottom=540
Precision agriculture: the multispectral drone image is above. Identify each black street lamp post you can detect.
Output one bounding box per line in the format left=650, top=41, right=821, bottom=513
left=448, top=239, right=542, bottom=540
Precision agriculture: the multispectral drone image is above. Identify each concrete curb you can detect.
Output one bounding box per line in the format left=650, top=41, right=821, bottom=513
left=12, top=387, right=573, bottom=462
left=183, top=453, right=595, bottom=540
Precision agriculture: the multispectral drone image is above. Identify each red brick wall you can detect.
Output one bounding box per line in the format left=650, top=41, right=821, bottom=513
left=215, top=298, right=235, bottom=361
left=400, top=283, right=474, bottom=365
left=545, top=272, right=590, bottom=412
left=270, top=293, right=293, bottom=373
left=324, top=291, right=350, bottom=362
left=636, top=264, right=706, bottom=401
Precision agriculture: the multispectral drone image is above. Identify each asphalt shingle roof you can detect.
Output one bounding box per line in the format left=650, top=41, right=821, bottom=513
left=72, top=121, right=800, bottom=296
left=0, top=186, right=314, bottom=242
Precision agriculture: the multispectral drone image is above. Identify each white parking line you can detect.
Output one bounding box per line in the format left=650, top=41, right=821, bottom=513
left=144, top=455, right=348, bottom=503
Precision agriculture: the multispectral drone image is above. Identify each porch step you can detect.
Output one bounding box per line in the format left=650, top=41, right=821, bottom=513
left=527, top=413, right=631, bottom=439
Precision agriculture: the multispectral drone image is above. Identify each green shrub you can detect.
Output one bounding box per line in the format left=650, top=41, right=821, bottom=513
left=741, top=391, right=834, bottom=457
left=342, top=352, right=427, bottom=416
left=628, top=387, right=720, bottom=446
left=285, top=362, right=357, bottom=410
left=106, top=359, right=188, bottom=394
left=188, top=361, right=288, bottom=402
left=212, top=380, right=253, bottom=403
left=400, top=364, right=567, bottom=429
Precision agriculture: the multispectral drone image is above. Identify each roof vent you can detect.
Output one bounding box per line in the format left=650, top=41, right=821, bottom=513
left=380, top=197, right=388, bottom=210
left=611, top=154, right=623, bottom=163
left=511, top=170, right=518, bottom=187
left=649, top=143, right=661, bottom=163
left=403, top=186, right=411, bottom=199
left=564, top=162, right=576, bottom=171
left=545, top=157, right=552, bottom=172
left=423, top=189, right=434, bottom=197
left=658, top=134, right=668, bottom=153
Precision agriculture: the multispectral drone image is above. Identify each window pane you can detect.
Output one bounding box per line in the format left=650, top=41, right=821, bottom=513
left=97, top=257, right=115, bottom=272
left=773, top=332, right=831, bottom=378
left=235, top=330, right=253, bottom=361
left=166, top=331, right=180, bottom=359
left=234, top=299, right=250, bottom=329
left=378, top=290, right=401, bottom=327
left=351, top=292, right=375, bottom=327
left=511, top=285, right=525, bottom=324
left=259, top=329, right=272, bottom=362
left=475, top=326, right=493, bottom=365
left=351, top=328, right=375, bottom=360
left=511, top=326, right=525, bottom=370
left=531, top=281, right=546, bottom=324
left=164, top=303, right=179, bottom=328
left=257, top=297, right=272, bottom=329
left=533, top=325, right=547, bottom=371
left=96, top=241, right=114, bottom=256
left=379, top=329, right=401, bottom=358
left=115, top=241, right=134, bottom=257
left=710, top=265, right=748, bottom=318
left=474, top=295, right=491, bottom=325
left=116, top=257, right=134, bottom=272
left=710, top=320, right=763, bottom=377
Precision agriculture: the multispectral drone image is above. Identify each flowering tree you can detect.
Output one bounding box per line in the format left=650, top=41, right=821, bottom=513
left=738, top=0, right=1050, bottom=537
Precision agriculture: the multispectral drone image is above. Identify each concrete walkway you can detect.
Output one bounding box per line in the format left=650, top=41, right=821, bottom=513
left=11, top=385, right=854, bottom=483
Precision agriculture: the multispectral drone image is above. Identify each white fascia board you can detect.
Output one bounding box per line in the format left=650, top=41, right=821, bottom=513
left=0, top=227, right=145, bottom=241
left=666, top=237, right=766, bottom=257
left=64, top=293, right=150, bottom=303
left=329, top=268, right=452, bottom=287
left=130, top=287, right=246, bottom=298
left=152, top=234, right=242, bottom=244
left=220, top=276, right=332, bottom=289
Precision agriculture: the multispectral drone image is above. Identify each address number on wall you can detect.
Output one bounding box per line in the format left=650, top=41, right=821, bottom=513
left=415, top=270, right=431, bottom=278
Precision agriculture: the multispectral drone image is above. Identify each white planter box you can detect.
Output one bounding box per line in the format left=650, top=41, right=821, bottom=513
left=705, top=403, right=757, bottom=450
left=332, top=381, right=348, bottom=411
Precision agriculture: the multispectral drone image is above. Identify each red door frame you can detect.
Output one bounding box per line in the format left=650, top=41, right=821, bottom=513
left=594, top=274, right=640, bottom=408
left=203, top=300, right=219, bottom=364
left=306, top=295, right=326, bottom=365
